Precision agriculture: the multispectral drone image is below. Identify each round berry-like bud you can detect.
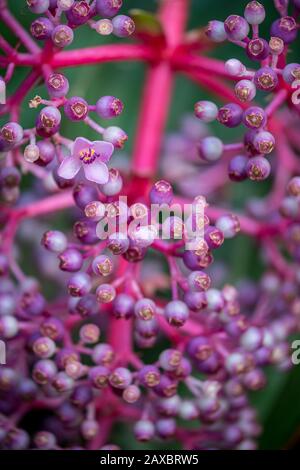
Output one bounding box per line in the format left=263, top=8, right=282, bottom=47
left=188, top=271, right=211, bottom=292
left=73, top=182, right=99, bottom=209
left=282, top=63, right=300, bottom=85
left=79, top=324, right=100, bottom=344
left=246, top=38, right=269, bottom=61
left=1, top=122, right=23, bottom=147
left=108, top=233, right=129, bottom=255
left=205, top=20, right=227, bottom=42
left=4, top=429, right=30, bottom=450
left=150, top=180, right=173, bottom=205
left=99, top=168, right=123, bottom=196
left=204, top=226, right=224, bottom=249
left=67, top=272, right=91, bottom=297
left=287, top=177, right=300, bottom=197
left=34, top=431, right=56, bottom=450
left=246, top=156, right=271, bottom=181
left=65, top=1, right=91, bottom=25
left=240, top=327, right=263, bottom=351
left=164, top=300, right=189, bottom=327
left=0, top=315, right=19, bottom=339
left=0, top=167, right=21, bottom=188
left=52, top=25, right=74, bottom=48
left=27, top=0, right=50, bottom=14
left=138, top=365, right=160, bottom=388
left=134, top=298, right=156, bottom=321
left=198, top=136, right=223, bottom=162
left=74, top=220, right=98, bottom=245
left=224, top=15, right=250, bottom=41
left=113, top=293, right=135, bottom=319
left=92, top=343, right=115, bottom=366
left=96, top=95, right=123, bottom=119
left=218, top=103, right=243, bottom=128
left=41, top=230, right=67, bottom=253
left=135, top=317, right=158, bottom=339
left=89, top=365, right=110, bottom=388
left=112, top=15, right=135, bottom=38
left=47, top=73, right=69, bottom=98
left=228, top=155, right=248, bottom=182
left=58, top=248, right=83, bottom=272
left=156, top=418, right=176, bottom=439
left=271, top=16, right=298, bottom=44
left=52, top=371, right=74, bottom=392
left=81, top=420, right=98, bottom=440
left=40, top=317, right=64, bottom=341
left=269, top=36, right=284, bottom=55
left=96, top=0, right=122, bottom=17
left=254, top=67, right=278, bottom=91
left=109, top=367, right=132, bottom=389
left=253, top=131, right=275, bottom=154
left=92, top=254, right=113, bottom=277
left=35, top=140, right=56, bottom=166
left=159, top=349, right=182, bottom=372
left=225, top=59, right=246, bottom=77
left=103, top=126, right=128, bottom=148
left=244, top=1, right=266, bottom=25
left=85, top=200, right=105, bottom=220
left=36, top=106, right=61, bottom=138
left=94, top=19, right=113, bottom=35
left=76, top=294, right=98, bottom=317
left=243, top=106, right=267, bottom=130
left=225, top=352, right=253, bottom=375
left=194, top=100, right=218, bottom=123
left=33, top=336, right=56, bottom=358
left=30, top=17, right=54, bottom=40
left=57, top=0, right=75, bottom=10
left=32, top=359, right=57, bottom=385
left=96, top=283, right=116, bottom=303
left=64, top=96, right=89, bottom=121
left=134, top=420, right=155, bottom=442
left=216, top=213, right=240, bottom=238
left=235, top=80, right=256, bottom=103
left=123, top=384, right=141, bottom=403
left=24, top=144, right=39, bottom=163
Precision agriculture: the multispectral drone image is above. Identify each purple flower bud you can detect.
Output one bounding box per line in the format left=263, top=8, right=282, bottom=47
left=40, top=317, right=64, bottom=341
left=36, top=106, right=61, bottom=137
left=216, top=213, right=241, bottom=238
left=194, top=100, right=218, bottom=122
left=96, top=95, right=123, bottom=119
left=134, top=298, right=156, bottom=320
left=52, top=25, right=74, bottom=48
left=198, top=136, right=223, bottom=162
left=225, top=59, right=246, bottom=77
left=244, top=1, right=266, bottom=25
left=235, top=80, right=256, bottom=102
left=67, top=272, right=91, bottom=297
left=32, top=359, right=57, bottom=385
left=92, top=254, right=113, bottom=277
left=108, top=233, right=129, bottom=255
left=0, top=315, right=19, bottom=339
left=3, top=429, right=30, bottom=450
left=99, top=168, right=123, bottom=196
left=73, top=182, right=99, bottom=209
left=47, top=73, right=69, bottom=98
left=134, top=420, right=155, bottom=442
left=103, top=126, right=128, bottom=148
left=113, top=293, right=134, bottom=319
left=254, top=67, right=278, bottom=91
left=58, top=248, right=83, bottom=272
left=71, top=384, right=93, bottom=407
left=287, top=176, right=300, bottom=196
left=218, top=103, right=243, bottom=128
left=205, top=20, right=227, bottom=42
left=1, top=122, right=23, bottom=147
left=41, top=230, right=67, bottom=253
left=112, top=15, right=135, bottom=38
left=150, top=180, right=173, bottom=205
left=156, top=418, right=176, bottom=439
left=27, top=0, right=50, bottom=14
left=240, top=327, right=263, bottom=351
left=64, top=96, right=89, bottom=121
left=33, top=336, right=56, bottom=358
left=74, top=220, right=98, bottom=244
left=135, top=317, right=158, bottom=338
left=154, top=374, right=178, bottom=398
left=246, top=38, right=269, bottom=61
left=35, top=140, right=56, bottom=166
left=243, top=369, right=266, bottom=390
left=187, top=336, right=213, bottom=361
left=271, top=16, right=298, bottom=44
left=224, top=15, right=250, bottom=41
left=164, top=300, right=189, bottom=327
left=253, top=131, right=275, bottom=154
left=65, top=1, right=91, bottom=25
left=225, top=352, right=253, bottom=375
left=159, top=349, right=182, bottom=372
left=188, top=271, right=211, bottom=292
left=205, top=225, right=224, bottom=249
left=228, top=155, right=248, bottom=182
left=184, top=290, right=207, bottom=312
left=76, top=294, right=98, bottom=316
left=89, top=365, right=110, bottom=388
left=282, top=63, right=300, bottom=84
left=52, top=371, right=74, bottom=392
left=247, top=156, right=271, bottom=181
left=123, top=384, right=141, bottom=403
left=79, top=324, right=100, bottom=344
left=138, top=365, right=161, bottom=388
left=96, top=283, right=116, bottom=303
left=81, top=420, right=98, bottom=440
left=109, top=367, right=132, bottom=389
left=31, top=17, right=54, bottom=40
left=96, top=0, right=122, bottom=17
left=34, top=431, right=56, bottom=450
left=243, top=106, right=267, bottom=129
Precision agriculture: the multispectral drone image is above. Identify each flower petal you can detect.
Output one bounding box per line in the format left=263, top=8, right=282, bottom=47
left=57, top=156, right=81, bottom=179
left=73, top=137, right=92, bottom=157
left=92, top=141, right=114, bottom=163
left=83, top=160, right=109, bottom=184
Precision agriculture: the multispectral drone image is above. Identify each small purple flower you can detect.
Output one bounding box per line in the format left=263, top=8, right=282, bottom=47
left=57, top=137, right=114, bottom=184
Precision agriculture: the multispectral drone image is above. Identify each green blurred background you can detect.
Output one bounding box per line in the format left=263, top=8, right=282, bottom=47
left=1, top=0, right=300, bottom=449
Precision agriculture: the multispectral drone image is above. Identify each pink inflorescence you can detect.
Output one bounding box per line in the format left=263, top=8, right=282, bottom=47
left=0, top=0, right=300, bottom=451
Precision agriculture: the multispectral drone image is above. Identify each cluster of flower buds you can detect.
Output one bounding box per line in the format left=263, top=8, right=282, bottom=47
left=0, top=0, right=300, bottom=452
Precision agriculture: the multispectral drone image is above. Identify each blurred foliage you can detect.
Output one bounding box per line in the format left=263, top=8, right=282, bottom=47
left=1, top=0, right=300, bottom=450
